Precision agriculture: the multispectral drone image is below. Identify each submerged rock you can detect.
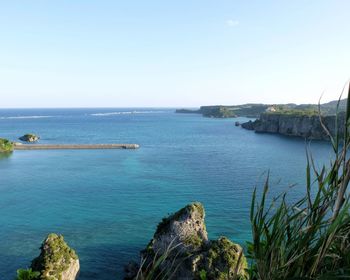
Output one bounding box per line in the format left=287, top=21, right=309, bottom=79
left=19, top=133, right=40, bottom=142
left=126, top=202, right=248, bottom=280
left=31, top=233, right=79, bottom=280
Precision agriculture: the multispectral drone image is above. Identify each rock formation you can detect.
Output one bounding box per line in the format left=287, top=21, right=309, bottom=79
left=31, top=233, right=79, bottom=280
left=241, top=112, right=345, bottom=140
left=125, top=202, right=248, bottom=280
left=19, top=134, right=40, bottom=142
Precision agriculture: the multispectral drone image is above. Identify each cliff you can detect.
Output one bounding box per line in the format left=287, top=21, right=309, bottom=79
left=241, top=112, right=345, bottom=140
left=125, top=202, right=248, bottom=280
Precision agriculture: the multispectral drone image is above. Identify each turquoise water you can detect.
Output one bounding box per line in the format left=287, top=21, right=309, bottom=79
left=0, top=109, right=333, bottom=279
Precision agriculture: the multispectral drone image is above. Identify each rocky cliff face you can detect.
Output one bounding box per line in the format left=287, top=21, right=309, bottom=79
left=31, top=233, right=79, bottom=280
left=125, top=202, right=248, bottom=280
left=242, top=113, right=345, bottom=140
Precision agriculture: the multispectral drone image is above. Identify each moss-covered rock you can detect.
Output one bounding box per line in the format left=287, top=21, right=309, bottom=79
left=19, top=134, right=40, bottom=142
left=148, top=202, right=208, bottom=256
left=31, top=233, right=79, bottom=280
left=0, top=138, right=14, bottom=153
left=197, top=237, right=249, bottom=280
left=127, top=203, right=248, bottom=280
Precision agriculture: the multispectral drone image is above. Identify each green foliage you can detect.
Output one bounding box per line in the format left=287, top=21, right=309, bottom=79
left=266, top=106, right=319, bottom=116
left=184, top=233, right=203, bottom=248
left=200, top=106, right=237, bottom=118
left=15, top=268, right=40, bottom=280
left=202, top=237, right=249, bottom=280
left=248, top=85, right=350, bottom=279
left=199, top=269, right=207, bottom=280
left=0, top=138, right=14, bottom=153
left=23, top=134, right=36, bottom=138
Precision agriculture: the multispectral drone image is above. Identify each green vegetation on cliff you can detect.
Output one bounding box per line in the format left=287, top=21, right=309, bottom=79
left=176, top=98, right=347, bottom=118
left=16, top=268, right=40, bottom=280
left=0, top=138, right=14, bottom=153
left=198, top=237, right=249, bottom=280
left=265, top=105, right=318, bottom=116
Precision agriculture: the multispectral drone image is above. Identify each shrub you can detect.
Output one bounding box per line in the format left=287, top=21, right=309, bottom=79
left=15, top=268, right=40, bottom=280
left=0, top=138, right=14, bottom=153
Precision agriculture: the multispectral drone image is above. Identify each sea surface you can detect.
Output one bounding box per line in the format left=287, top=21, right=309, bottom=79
left=0, top=108, right=333, bottom=280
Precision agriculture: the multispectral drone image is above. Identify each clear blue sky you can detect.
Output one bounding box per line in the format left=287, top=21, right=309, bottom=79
left=0, top=1, right=349, bottom=108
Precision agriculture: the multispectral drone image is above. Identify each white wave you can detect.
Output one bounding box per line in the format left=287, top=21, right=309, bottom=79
left=0, top=115, right=54, bottom=120
left=90, top=110, right=167, bottom=116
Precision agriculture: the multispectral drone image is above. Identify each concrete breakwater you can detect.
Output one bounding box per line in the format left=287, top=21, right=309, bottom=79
left=13, top=143, right=140, bottom=150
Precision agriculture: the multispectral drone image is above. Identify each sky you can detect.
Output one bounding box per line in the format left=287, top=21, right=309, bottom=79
left=0, top=0, right=349, bottom=108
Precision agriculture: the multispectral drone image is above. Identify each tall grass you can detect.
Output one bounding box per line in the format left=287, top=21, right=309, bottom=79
left=135, top=239, right=186, bottom=280
left=248, top=83, right=350, bottom=279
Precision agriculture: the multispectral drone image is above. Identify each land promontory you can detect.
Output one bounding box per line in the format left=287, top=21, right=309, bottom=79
left=176, top=99, right=347, bottom=119
left=177, top=99, right=347, bottom=140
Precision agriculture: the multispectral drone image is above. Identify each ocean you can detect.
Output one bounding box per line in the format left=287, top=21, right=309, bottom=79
left=0, top=108, right=333, bottom=279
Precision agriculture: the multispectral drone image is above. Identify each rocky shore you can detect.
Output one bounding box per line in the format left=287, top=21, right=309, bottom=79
left=241, top=112, right=345, bottom=140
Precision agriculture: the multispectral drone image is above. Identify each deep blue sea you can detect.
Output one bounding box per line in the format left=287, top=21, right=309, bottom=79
left=0, top=108, right=333, bottom=280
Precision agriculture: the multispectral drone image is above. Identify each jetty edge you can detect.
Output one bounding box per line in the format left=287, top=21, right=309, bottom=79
left=13, top=143, right=140, bottom=150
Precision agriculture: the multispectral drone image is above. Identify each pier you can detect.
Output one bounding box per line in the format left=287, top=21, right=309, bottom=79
left=13, top=143, right=140, bottom=150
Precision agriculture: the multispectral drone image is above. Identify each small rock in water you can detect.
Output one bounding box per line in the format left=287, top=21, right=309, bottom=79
left=19, top=133, right=40, bottom=142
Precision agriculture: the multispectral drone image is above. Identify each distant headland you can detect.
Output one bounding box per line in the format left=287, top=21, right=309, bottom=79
left=176, top=99, right=347, bottom=119
left=176, top=99, right=347, bottom=140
